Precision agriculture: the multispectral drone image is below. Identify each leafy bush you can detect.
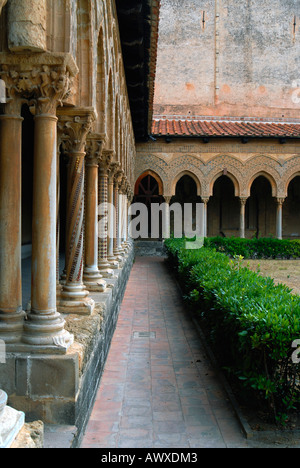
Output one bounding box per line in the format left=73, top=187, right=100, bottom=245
left=204, top=236, right=300, bottom=259
left=165, top=238, right=300, bottom=424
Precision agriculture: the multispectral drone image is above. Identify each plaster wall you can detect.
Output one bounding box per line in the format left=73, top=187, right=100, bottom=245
left=154, top=0, right=300, bottom=119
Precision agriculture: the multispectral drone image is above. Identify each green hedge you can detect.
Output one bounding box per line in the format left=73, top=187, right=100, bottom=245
left=204, top=236, right=300, bottom=259
left=165, top=238, right=300, bottom=424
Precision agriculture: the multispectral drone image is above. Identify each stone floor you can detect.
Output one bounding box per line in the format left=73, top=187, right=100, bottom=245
left=80, top=257, right=253, bottom=449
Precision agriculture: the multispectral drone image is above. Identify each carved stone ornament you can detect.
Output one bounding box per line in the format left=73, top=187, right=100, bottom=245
left=0, top=64, right=72, bottom=115
left=86, top=133, right=105, bottom=166
left=58, top=108, right=96, bottom=154
left=0, top=53, right=78, bottom=114
left=0, top=0, right=7, bottom=15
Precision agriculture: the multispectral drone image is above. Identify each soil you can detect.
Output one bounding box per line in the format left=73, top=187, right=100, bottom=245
left=243, top=259, right=300, bottom=295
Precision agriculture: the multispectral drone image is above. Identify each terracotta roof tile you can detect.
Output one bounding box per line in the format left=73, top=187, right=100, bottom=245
left=151, top=119, right=300, bottom=138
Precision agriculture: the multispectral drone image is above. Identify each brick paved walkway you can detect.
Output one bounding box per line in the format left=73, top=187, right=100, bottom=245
left=80, top=257, right=250, bottom=448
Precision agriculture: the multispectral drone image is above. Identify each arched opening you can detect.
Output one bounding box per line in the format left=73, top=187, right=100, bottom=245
left=208, top=175, right=240, bottom=237
left=106, top=71, right=114, bottom=149
left=172, top=175, right=202, bottom=237
left=134, top=172, right=164, bottom=239
left=283, top=176, right=300, bottom=238
left=96, top=26, right=106, bottom=134
left=246, top=176, right=276, bottom=238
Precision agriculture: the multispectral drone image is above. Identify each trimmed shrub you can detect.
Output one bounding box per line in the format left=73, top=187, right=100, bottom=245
left=165, top=238, right=300, bottom=424
left=204, top=236, right=300, bottom=259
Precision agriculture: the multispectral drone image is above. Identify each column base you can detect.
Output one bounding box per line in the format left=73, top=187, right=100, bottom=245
left=107, top=255, right=120, bottom=269
left=83, top=268, right=107, bottom=292
left=22, top=310, right=74, bottom=349
left=58, top=284, right=95, bottom=315
left=0, top=310, right=26, bottom=344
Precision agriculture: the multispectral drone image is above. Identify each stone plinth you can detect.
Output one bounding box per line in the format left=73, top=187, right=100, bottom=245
left=0, top=390, right=25, bottom=448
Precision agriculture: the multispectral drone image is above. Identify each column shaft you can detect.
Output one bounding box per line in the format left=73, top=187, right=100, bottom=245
left=59, top=151, right=94, bottom=314
left=240, top=198, right=247, bottom=239
left=276, top=198, right=285, bottom=240
left=107, top=175, right=118, bottom=268
left=83, top=158, right=106, bottom=291
left=23, top=113, right=73, bottom=348
left=0, top=113, right=25, bottom=343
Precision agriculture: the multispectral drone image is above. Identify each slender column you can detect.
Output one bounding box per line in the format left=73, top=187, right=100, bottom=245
left=276, top=198, right=285, bottom=240
left=239, top=197, right=248, bottom=239
left=163, top=196, right=172, bottom=240
left=58, top=108, right=96, bottom=315
left=113, top=171, right=124, bottom=261
left=201, top=197, right=210, bottom=238
left=0, top=98, right=25, bottom=343
left=23, top=99, right=73, bottom=348
left=107, top=162, right=119, bottom=268
left=98, top=150, right=114, bottom=277
left=118, top=178, right=127, bottom=255
left=83, top=134, right=106, bottom=292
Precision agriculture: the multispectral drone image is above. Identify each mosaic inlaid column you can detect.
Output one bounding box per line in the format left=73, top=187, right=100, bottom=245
left=98, top=150, right=114, bottom=277
left=107, top=161, right=120, bottom=268
left=83, top=133, right=107, bottom=292
left=58, top=108, right=96, bottom=315
left=239, top=197, right=248, bottom=239
left=276, top=198, right=285, bottom=240
left=0, top=97, right=25, bottom=343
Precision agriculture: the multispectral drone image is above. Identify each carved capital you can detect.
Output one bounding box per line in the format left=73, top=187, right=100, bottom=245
left=0, top=53, right=78, bottom=114
left=114, top=169, right=124, bottom=189
left=101, top=149, right=115, bottom=171
left=86, top=133, right=104, bottom=167
left=57, top=107, right=96, bottom=154
left=239, top=197, right=248, bottom=206
left=276, top=197, right=286, bottom=206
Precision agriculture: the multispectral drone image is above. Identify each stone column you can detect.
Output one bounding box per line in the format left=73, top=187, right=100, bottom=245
left=58, top=108, right=96, bottom=315
left=23, top=96, right=73, bottom=348
left=201, top=197, right=210, bottom=238
left=82, top=133, right=106, bottom=292
left=107, top=161, right=120, bottom=268
left=0, top=54, right=77, bottom=350
left=113, top=171, right=124, bottom=262
left=276, top=198, right=285, bottom=240
left=98, top=150, right=114, bottom=277
left=0, top=97, right=25, bottom=343
left=7, top=0, right=47, bottom=53
left=163, top=196, right=172, bottom=240
left=239, top=197, right=248, bottom=239
left=118, top=178, right=127, bottom=255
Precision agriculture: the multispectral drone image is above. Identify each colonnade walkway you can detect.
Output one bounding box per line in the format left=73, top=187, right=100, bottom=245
left=80, top=256, right=253, bottom=449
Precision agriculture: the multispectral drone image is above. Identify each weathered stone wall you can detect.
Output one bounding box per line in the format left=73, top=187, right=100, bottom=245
left=154, top=0, right=300, bottom=119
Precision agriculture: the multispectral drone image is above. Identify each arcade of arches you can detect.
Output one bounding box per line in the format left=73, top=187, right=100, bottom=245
left=135, top=140, right=300, bottom=240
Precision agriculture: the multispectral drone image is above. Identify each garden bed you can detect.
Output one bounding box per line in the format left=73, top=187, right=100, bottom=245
left=164, top=238, right=300, bottom=428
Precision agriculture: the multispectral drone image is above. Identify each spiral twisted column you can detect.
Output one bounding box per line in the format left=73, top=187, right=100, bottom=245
left=98, top=150, right=115, bottom=277
left=57, top=108, right=96, bottom=315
